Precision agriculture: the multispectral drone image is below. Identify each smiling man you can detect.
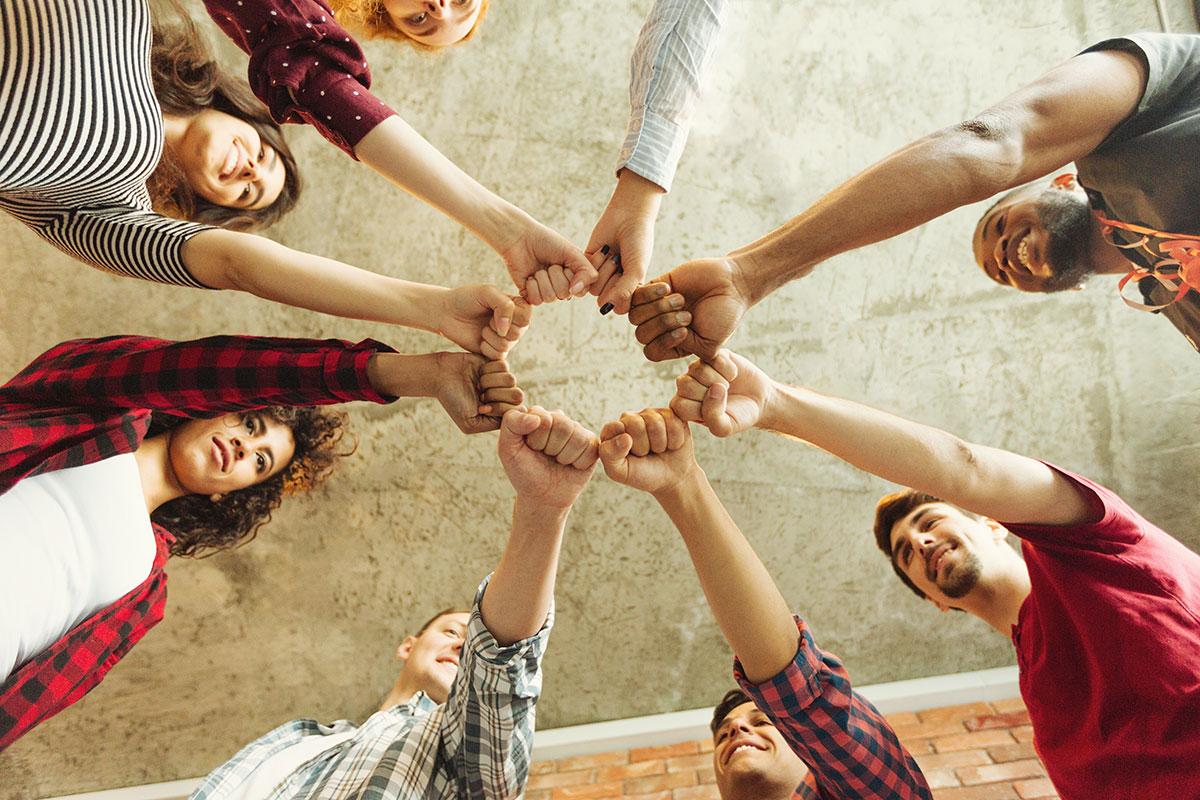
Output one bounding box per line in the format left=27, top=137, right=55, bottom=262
left=672, top=350, right=1200, bottom=800
left=628, top=33, right=1200, bottom=362
left=599, top=408, right=930, bottom=800
left=191, top=407, right=599, bottom=800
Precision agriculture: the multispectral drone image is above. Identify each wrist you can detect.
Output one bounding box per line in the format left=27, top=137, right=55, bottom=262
left=756, top=381, right=802, bottom=433
left=512, top=494, right=573, bottom=525
left=652, top=465, right=709, bottom=508
left=478, top=197, right=534, bottom=255
left=612, top=169, right=666, bottom=214
left=366, top=352, right=440, bottom=398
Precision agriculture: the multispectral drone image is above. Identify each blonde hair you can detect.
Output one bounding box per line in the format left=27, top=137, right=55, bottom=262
left=330, top=0, right=490, bottom=51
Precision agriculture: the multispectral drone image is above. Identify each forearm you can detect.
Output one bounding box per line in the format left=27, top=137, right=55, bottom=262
left=479, top=498, right=568, bottom=646
left=730, top=126, right=1024, bottom=302
left=758, top=382, right=1087, bottom=525
left=654, top=470, right=797, bottom=683
left=183, top=229, right=443, bottom=330
left=355, top=116, right=527, bottom=253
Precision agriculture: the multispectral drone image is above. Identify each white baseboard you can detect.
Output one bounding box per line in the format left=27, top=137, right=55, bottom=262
left=42, top=665, right=1019, bottom=799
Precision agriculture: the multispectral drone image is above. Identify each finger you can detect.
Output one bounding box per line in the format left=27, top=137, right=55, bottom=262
left=501, top=408, right=540, bottom=437
left=630, top=281, right=670, bottom=309
left=641, top=408, right=668, bottom=454
left=701, top=382, right=733, bottom=437
left=534, top=270, right=556, bottom=304
left=525, top=276, right=544, bottom=306
left=480, top=327, right=510, bottom=360
left=526, top=406, right=553, bottom=451
left=478, top=370, right=517, bottom=391
left=674, top=373, right=708, bottom=402
left=628, top=293, right=685, bottom=326
left=598, top=270, right=642, bottom=316
left=669, top=394, right=703, bottom=423
left=510, top=297, right=533, bottom=328
left=664, top=410, right=689, bottom=450
left=480, top=386, right=524, bottom=408
left=642, top=327, right=690, bottom=362
left=542, top=411, right=574, bottom=458
left=590, top=247, right=619, bottom=299
left=563, top=245, right=599, bottom=294
left=480, top=359, right=511, bottom=375
left=635, top=310, right=692, bottom=347
left=572, top=436, right=600, bottom=470
left=710, top=350, right=739, bottom=383
left=548, top=265, right=571, bottom=300
left=556, top=424, right=591, bottom=465
left=599, top=419, right=627, bottom=443
left=485, top=290, right=515, bottom=337
left=620, top=411, right=650, bottom=457
left=685, top=359, right=729, bottom=390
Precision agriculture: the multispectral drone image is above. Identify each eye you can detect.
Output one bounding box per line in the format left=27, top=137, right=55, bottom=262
left=405, top=11, right=427, bottom=24
left=241, top=184, right=252, bottom=199
left=256, top=453, right=267, bottom=472
left=245, top=417, right=256, bottom=434
left=257, top=145, right=265, bottom=161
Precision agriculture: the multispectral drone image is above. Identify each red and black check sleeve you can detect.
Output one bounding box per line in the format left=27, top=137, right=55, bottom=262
left=734, top=617, right=932, bottom=800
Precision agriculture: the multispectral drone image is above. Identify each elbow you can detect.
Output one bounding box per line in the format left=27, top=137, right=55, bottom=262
left=944, top=437, right=988, bottom=500
left=934, top=112, right=1026, bottom=201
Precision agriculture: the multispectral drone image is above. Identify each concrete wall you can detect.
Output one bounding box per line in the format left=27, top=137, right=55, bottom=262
left=2, top=0, right=1198, bottom=795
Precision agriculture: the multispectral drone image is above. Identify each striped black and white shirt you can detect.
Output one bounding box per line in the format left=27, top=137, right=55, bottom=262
left=0, top=0, right=211, bottom=288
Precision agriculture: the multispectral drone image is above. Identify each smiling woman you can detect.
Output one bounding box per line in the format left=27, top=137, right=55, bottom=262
left=331, top=0, right=490, bottom=50
left=148, top=19, right=301, bottom=231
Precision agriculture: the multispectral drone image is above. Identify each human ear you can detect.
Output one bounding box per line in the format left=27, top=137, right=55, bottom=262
left=209, top=493, right=223, bottom=503
left=395, top=637, right=417, bottom=662
left=983, top=518, right=1008, bottom=542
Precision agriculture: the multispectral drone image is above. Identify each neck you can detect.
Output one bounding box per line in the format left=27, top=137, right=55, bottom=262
left=1088, top=218, right=1138, bottom=276
left=134, top=432, right=188, bottom=513
left=724, top=778, right=799, bottom=800
left=965, top=555, right=1032, bottom=635
left=377, top=671, right=422, bottom=713
left=161, top=113, right=188, bottom=155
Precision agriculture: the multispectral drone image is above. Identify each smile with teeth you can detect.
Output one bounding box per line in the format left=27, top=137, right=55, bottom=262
left=1016, top=235, right=1032, bottom=270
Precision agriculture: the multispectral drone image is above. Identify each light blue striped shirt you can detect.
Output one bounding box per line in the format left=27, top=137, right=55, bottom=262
left=618, top=0, right=727, bottom=192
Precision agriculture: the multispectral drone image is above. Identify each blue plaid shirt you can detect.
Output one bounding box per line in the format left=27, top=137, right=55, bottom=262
left=191, top=577, right=551, bottom=800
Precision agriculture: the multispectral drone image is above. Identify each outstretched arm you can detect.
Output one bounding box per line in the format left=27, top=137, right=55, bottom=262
left=182, top=228, right=527, bottom=357
left=599, top=407, right=796, bottom=682
left=485, top=407, right=598, bottom=645
left=629, top=47, right=1148, bottom=360
left=673, top=351, right=1095, bottom=526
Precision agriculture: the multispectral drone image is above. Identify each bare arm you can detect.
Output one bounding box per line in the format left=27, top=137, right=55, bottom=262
left=656, top=469, right=799, bottom=684
left=735, top=49, right=1148, bottom=299
left=673, top=352, right=1095, bottom=527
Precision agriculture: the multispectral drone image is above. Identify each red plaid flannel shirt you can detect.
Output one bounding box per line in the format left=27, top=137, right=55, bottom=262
left=735, top=617, right=932, bottom=800
left=0, top=335, right=393, bottom=751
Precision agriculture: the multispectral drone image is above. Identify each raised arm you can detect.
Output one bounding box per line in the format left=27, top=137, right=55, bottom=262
left=629, top=47, right=1149, bottom=361
left=598, top=407, right=795, bottom=682
left=181, top=228, right=528, bottom=357
left=672, top=351, right=1094, bottom=527
left=586, top=0, right=727, bottom=314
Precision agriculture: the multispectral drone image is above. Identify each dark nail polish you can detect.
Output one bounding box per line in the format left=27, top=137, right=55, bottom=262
left=614, top=254, right=622, bottom=267
left=600, top=303, right=614, bottom=315
left=600, top=244, right=610, bottom=255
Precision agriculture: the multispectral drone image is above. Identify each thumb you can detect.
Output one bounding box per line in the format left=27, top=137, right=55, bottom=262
left=500, top=408, right=540, bottom=442
left=701, top=382, right=732, bottom=437
left=481, top=287, right=514, bottom=337
left=599, top=432, right=633, bottom=474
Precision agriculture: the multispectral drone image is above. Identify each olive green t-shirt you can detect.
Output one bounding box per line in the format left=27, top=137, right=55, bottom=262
left=1078, top=33, right=1200, bottom=352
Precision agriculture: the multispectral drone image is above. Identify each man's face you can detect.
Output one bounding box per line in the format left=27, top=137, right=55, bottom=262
left=712, top=702, right=809, bottom=798
left=972, top=180, right=1095, bottom=293
left=167, top=412, right=295, bottom=497
left=888, top=502, right=1005, bottom=610
left=396, top=612, right=470, bottom=704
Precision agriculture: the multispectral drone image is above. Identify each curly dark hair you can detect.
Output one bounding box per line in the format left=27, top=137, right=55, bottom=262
left=147, top=11, right=301, bottom=231
left=151, top=407, right=354, bottom=558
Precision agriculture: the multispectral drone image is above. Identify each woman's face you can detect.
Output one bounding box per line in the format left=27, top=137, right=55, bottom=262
left=382, top=0, right=482, bottom=47
left=171, top=109, right=287, bottom=211
left=168, top=412, right=296, bottom=497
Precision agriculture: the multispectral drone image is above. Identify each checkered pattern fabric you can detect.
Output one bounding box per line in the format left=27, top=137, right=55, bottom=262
left=191, top=578, right=551, bottom=800
left=735, top=617, right=932, bottom=800
left=0, top=335, right=393, bottom=751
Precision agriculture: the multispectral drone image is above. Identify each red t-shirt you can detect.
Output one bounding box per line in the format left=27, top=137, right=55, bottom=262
left=1004, top=465, right=1200, bottom=799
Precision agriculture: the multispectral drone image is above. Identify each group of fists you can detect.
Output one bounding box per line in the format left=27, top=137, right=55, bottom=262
left=491, top=349, right=782, bottom=511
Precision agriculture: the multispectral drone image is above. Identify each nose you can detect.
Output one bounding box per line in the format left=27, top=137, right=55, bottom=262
left=239, top=159, right=260, bottom=181
left=992, top=233, right=1010, bottom=274
left=230, top=437, right=245, bottom=461
left=424, top=0, right=447, bottom=16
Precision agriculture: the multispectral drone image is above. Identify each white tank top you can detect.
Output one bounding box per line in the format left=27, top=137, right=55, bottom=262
left=0, top=453, right=155, bottom=683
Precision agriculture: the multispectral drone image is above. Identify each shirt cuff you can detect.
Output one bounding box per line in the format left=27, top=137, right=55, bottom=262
left=616, top=108, right=689, bottom=193
left=294, top=73, right=397, bottom=156
left=321, top=338, right=398, bottom=405
left=467, top=574, right=555, bottom=665
left=733, top=616, right=825, bottom=713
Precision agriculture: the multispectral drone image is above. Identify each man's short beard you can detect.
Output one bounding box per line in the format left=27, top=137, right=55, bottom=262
left=1035, top=191, right=1095, bottom=292
left=940, top=550, right=983, bottom=599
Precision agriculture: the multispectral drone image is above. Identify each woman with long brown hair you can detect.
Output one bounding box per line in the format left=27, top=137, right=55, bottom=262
left=1, top=0, right=528, bottom=355
left=0, top=332, right=525, bottom=750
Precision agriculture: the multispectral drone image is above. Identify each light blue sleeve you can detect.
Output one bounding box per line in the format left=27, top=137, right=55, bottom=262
left=617, top=0, right=727, bottom=192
